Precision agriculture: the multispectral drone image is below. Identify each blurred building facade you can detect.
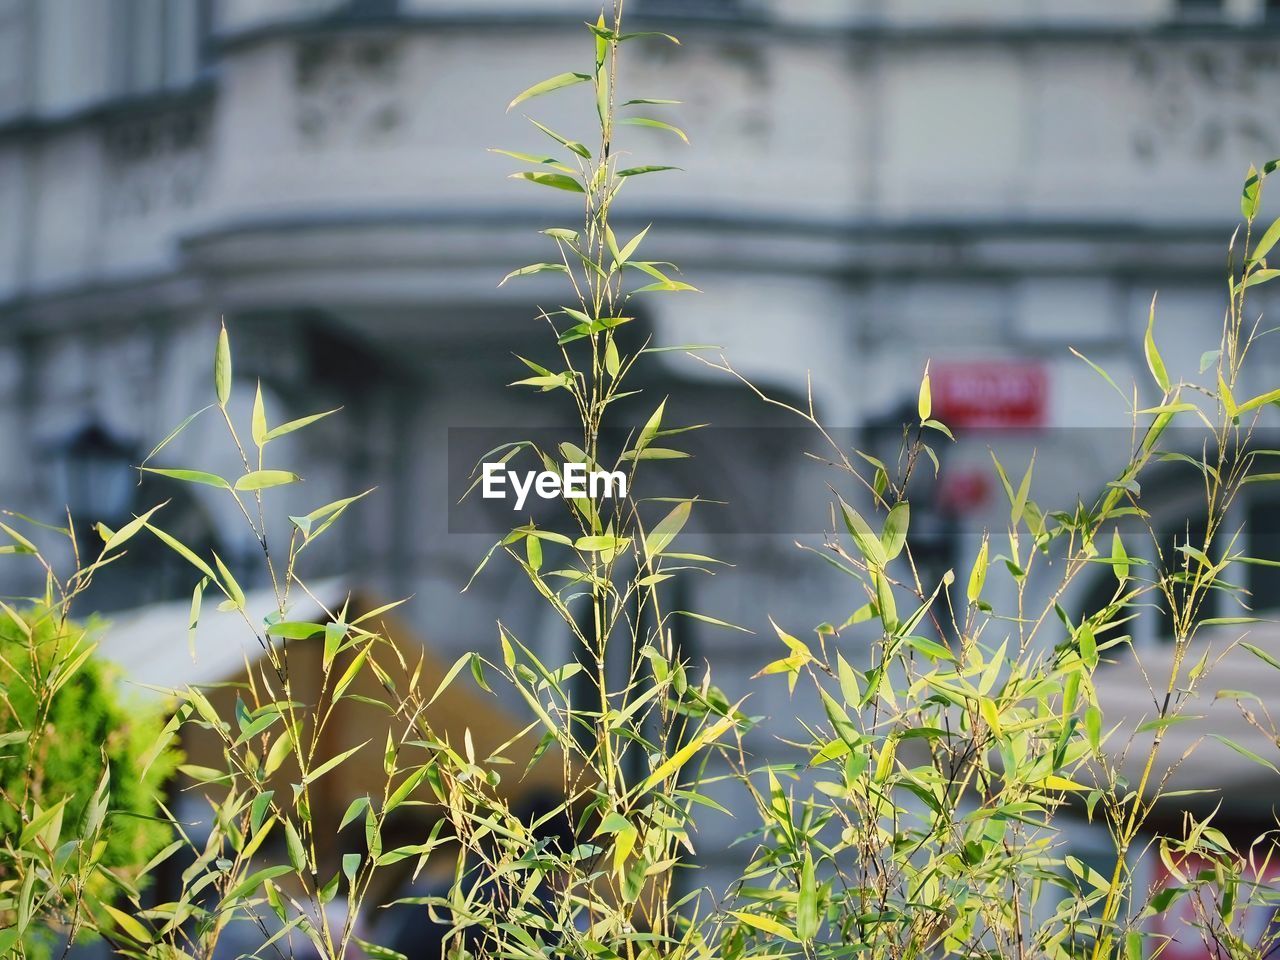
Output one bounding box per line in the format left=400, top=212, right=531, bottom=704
left=5, top=0, right=1280, bottom=906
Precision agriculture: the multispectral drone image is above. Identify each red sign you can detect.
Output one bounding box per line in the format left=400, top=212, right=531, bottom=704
left=933, top=362, right=1048, bottom=428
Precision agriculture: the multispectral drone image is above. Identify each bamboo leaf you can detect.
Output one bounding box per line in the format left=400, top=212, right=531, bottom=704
left=507, top=71, right=591, bottom=111
left=251, top=381, right=267, bottom=448
left=1252, top=216, right=1280, bottom=263
left=263, top=407, right=341, bottom=442
left=510, top=171, right=585, bottom=193
left=235, top=470, right=301, bottom=491
left=103, top=903, right=151, bottom=944
left=215, top=321, right=232, bottom=406
left=882, top=501, right=909, bottom=561
left=641, top=712, right=737, bottom=792
left=304, top=740, right=371, bottom=785
left=620, top=116, right=689, bottom=143
left=731, top=911, right=799, bottom=942
left=141, top=467, right=230, bottom=489
left=1211, top=734, right=1280, bottom=773
left=1144, top=295, right=1170, bottom=392
left=645, top=500, right=691, bottom=558
left=968, top=538, right=989, bottom=605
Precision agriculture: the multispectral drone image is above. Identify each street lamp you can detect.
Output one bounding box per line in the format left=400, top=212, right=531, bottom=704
left=47, top=421, right=138, bottom=527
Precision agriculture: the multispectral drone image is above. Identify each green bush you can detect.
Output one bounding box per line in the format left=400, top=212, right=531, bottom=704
left=0, top=607, right=178, bottom=881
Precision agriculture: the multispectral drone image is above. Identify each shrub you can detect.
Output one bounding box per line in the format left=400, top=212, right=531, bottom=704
left=0, top=606, right=179, bottom=954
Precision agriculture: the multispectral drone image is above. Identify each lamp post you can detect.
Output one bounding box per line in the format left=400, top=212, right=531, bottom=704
left=48, top=421, right=138, bottom=528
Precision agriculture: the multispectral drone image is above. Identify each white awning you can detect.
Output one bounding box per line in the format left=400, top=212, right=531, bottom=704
left=94, top=578, right=350, bottom=697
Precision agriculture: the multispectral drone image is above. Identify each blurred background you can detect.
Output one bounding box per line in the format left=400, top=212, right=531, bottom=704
left=5, top=0, right=1280, bottom=952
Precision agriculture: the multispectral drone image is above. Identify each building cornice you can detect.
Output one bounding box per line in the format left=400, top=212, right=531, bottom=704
left=0, top=80, right=216, bottom=143
left=211, top=9, right=1280, bottom=54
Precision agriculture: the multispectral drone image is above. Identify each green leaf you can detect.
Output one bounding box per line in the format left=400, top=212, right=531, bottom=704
left=613, top=823, right=638, bottom=877
left=575, top=535, right=631, bottom=554
left=620, top=116, right=689, bottom=143
left=284, top=818, right=307, bottom=871
left=797, top=851, right=820, bottom=941
left=527, top=118, right=591, bottom=159
left=290, top=488, right=374, bottom=542
left=500, top=263, right=570, bottom=286
left=1241, top=642, right=1280, bottom=672
left=304, top=740, right=371, bottom=785
left=215, top=321, right=232, bottom=406
left=1238, top=387, right=1280, bottom=414
left=213, top=551, right=246, bottom=610
left=492, top=148, right=575, bottom=172
left=510, top=171, right=585, bottom=193
left=641, top=712, right=737, bottom=792
left=146, top=521, right=219, bottom=581
left=673, top=610, right=753, bottom=633
left=101, top=502, right=167, bottom=556
left=1243, top=165, right=1261, bottom=220
left=1112, top=529, right=1130, bottom=582
left=1252, top=216, right=1280, bottom=263
left=507, top=71, right=591, bottom=111
left=1219, top=372, right=1238, bottom=419
left=918, top=365, right=932, bottom=421
left=1211, top=734, right=1280, bottom=774
left=251, top=381, right=267, bottom=448
left=235, top=470, right=301, bottom=491
left=263, top=407, right=340, bottom=442
left=646, top=500, right=691, bottom=558
left=839, top=497, right=887, bottom=568
left=1144, top=295, right=1170, bottom=393
left=614, top=224, right=651, bottom=266
left=224, top=864, right=292, bottom=904
left=250, top=791, right=274, bottom=834
left=617, top=165, right=680, bottom=177
left=104, top=903, right=152, bottom=944
left=266, top=621, right=326, bottom=640
left=632, top=280, right=699, bottom=294
left=731, top=910, right=799, bottom=943
left=140, top=403, right=215, bottom=467
left=1085, top=705, right=1102, bottom=752
left=340, top=796, right=371, bottom=832
left=968, top=538, right=989, bottom=605
left=1244, top=268, right=1280, bottom=289
left=604, top=338, right=620, bottom=377
left=141, top=467, right=230, bottom=489
left=188, top=576, right=207, bottom=656
left=882, top=501, right=909, bottom=560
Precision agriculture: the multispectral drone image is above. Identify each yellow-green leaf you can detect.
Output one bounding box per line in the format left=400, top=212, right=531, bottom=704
left=215, top=321, right=232, bottom=406
left=251, top=381, right=267, bottom=448
left=1144, top=295, right=1170, bottom=393
left=507, top=71, right=591, bottom=111
left=235, top=470, right=301, bottom=492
